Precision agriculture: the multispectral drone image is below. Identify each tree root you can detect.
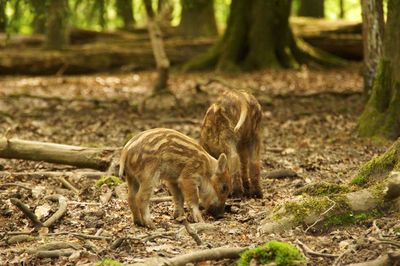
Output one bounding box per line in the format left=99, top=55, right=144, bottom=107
left=347, top=250, right=400, bottom=266
left=167, top=247, right=247, bottom=266
left=176, top=216, right=202, bottom=245
left=42, top=195, right=68, bottom=227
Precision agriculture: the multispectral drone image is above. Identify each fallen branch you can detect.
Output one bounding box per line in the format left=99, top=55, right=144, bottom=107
left=0, top=183, right=31, bottom=190
left=27, top=241, right=81, bottom=254
left=36, top=248, right=75, bottom=258
left=57, top=177, right=79, bottom=194
left=332, top=249, right=354, bottom=266
left=347, top=250, right=400, bottom=266
left=72, top=233, right=112, bottom=241
left=7, top=235, right=36, bottom=245
left=10, top=198, right=44, bottom=228
left=0, top=171, right=107, bottom=180
left=151, top=196, right=172, bottom=203
left=296, top=239, right=339, bottom=258
left=265, top=169, right=298, bottom=179
left=177, top=216, right=202, bottom=245
left=42, top=195, right=68, bottom=227
left=0, top=137, right=116, bottom=170
left=167, top=247, right=248, bottom=266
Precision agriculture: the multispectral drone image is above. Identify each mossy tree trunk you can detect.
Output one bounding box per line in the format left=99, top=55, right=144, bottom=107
left=177, top=0, right=218, bottom=38
left=361, top=0, right=384, bottom=98
left=357, top=0, right=400, bottom=140
left=183, top=0, right=344, bottom=72
left=116, top=0, right=135, bottom=29
left=298, top=0, right=324, bottom=18
left=45, top=0, right=69, bottom=49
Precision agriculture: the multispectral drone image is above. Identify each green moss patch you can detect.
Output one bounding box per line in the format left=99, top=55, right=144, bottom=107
left=325, top=210, right=379, bottom=226
left=301, top=183, right=350, bottom=196
left=237, top=241, right=305, bottom=266
left=95, top=259, right=123, bottom=266
left=352, top=139, right=399, bottom=186
left=96, top=176, right=124, bottom=188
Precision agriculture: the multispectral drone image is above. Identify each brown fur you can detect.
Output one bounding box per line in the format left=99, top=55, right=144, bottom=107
left=119, top=128, right=230, bottom=228
left=200, top=90, right=263, bottom=198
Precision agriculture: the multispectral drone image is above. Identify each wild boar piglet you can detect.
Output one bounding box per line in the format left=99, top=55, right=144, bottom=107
left=119, top=128, right=230, bottom=229
left=201, top=90, right=263, bottom=198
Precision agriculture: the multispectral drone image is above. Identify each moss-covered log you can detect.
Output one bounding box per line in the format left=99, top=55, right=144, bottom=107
left=352, top=137, right=400, bottom=186
left=259, top=189, right=382, bottom=234
left=260, top=139, right=400, bottom=234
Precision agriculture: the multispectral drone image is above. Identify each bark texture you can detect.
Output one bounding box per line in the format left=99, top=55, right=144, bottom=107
left=177, top=0, right=218, bottom=38
left=0, top=137, right=116, bottom=170
left=144, top=0, right=170, bottom=93
left=298, top=0, right=324, bottom=18
left=361, top=0, right=384, bottom=97
left=357, top=0, right=400, bottom=139
left=0, top=0, right=6, bottom=32
left=46, top=0, right=69, bottom=49
left=116, top=0, right=135, bottom=29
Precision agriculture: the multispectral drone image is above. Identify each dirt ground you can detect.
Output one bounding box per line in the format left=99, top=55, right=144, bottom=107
left=0, top=66, right=398, bottom=265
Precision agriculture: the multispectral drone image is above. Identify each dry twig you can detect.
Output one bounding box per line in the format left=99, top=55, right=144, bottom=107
left=176, top=216, right=202, bottom=245
left=57, top=177, right=79, bottom=194
left=167, top=247, right=247, bottom=266
left=332, top=249, right=354, bottom=266
left=296, top=239, right=339, bottom=258
left=10, top=198, right=44, bottom=228
left=42, top=195, right=68, bottom=227
left=0, top=183, right=31, bottom=190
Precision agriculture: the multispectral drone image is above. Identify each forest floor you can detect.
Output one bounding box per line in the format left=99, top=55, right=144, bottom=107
left=0, top=65, right=398, bottom=265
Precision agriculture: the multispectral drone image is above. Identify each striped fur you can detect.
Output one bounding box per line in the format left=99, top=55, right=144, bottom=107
left=200, top=90, right=263, bottom=198
left=120, top=128, right=230, bottom=228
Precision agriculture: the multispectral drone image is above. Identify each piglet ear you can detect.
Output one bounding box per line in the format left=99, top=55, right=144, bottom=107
left=217, top=153, right=227, bottom=172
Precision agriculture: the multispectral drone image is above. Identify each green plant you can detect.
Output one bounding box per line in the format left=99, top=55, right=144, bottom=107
left=96, top=176, right=124, bottom=188
left=237, top=241, right=305, bottom=266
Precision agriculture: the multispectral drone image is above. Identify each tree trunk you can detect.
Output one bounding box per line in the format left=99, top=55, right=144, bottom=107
left=0, top=0, right=6, bottom=33
left=357, top=0, right=400, bottom=140
left=45, top=0, right=69, bottom=49
left=361, top=0, right=384, bottom=98
left=31, top=0, right=47, bottom=34
left=177, top=0, right=218, bottom=38
left=298, top=0, right=324, bottom=18
left=183, top=0, right=344, bottom=72
left=339, top=0, right=345, bottom=18
left=143, top=0, right=170, bottom=93
left=0, top=137, right=116, bottom=171
left=116, top=0, right=135, bottom=29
